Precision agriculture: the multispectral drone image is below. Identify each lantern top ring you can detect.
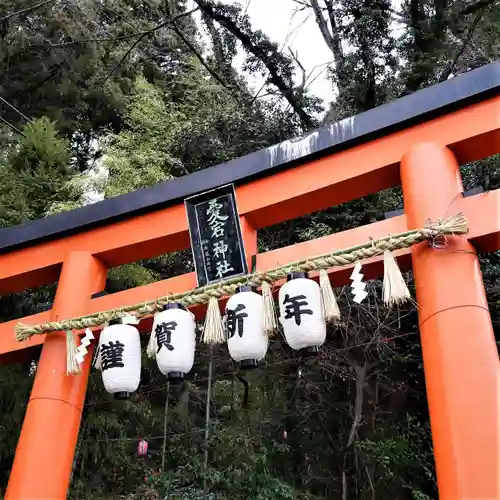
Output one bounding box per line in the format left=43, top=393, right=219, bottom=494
left=287, top=271, right=309, bottom=281
left=236, top=284, right=258, bottom=293
left=162, top=303, right=188, bottom=312
left=109, top=317, right=125, bottom=326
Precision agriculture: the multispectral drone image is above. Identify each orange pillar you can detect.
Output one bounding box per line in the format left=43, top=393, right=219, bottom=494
left=6, top=251, right=107, bottom=499
left=401, top=143, right=500, bottom=499
left=240, top=215, right=258, bottom=270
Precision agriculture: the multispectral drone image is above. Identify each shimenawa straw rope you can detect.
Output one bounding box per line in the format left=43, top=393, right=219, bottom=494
left=15, top=212, right=467, bottom=341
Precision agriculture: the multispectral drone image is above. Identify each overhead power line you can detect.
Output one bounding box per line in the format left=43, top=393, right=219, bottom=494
left=0, top=96, right=33, bottom=123
left=0, top=115, right=24, bottom=136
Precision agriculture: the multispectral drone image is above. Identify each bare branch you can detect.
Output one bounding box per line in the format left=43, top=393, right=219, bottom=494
left=460, top=0, right=498, bottom=15
left=289, top=48, right=306, bottom=91
left=347, top=362, right=367, bottom=447
left=439, top=8, right=487, bottom=82
left=169, top=20, right=233, bottom=92
left=324, top=0, right=345, bottom=61
left=193, top=0, right=315, bottom=129
left=342, top=471, right=347, bottom=500
left=97, top=8, right=199, bottom=86
left=28, top=8, right=198, bottom=49
left=0, top=0, right=55, bottom=23
left=291, top=0, right=311, bottom=7
left=310, top=0, right=337, bottom=56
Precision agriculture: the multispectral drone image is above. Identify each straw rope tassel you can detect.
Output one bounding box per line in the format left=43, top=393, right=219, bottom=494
left=319, top=269, right=341, bottom=323
left=382, top=250, right=411, bottom=306
left=202, top=296, right=225, bottom=344
left=261, top=280, right=278, bottom=336
left=66, top=330, right=82, bottom=375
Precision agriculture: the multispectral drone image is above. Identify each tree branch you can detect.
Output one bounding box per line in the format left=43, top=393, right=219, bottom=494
left=193, top=0, right=314, bottom=129
left=324, top=0, right=345, bottom=63
left=310, top=0, right=337, bottom=56
left=0, top=0, right=55, bottom=23
left=460, top=0, right=498, bottom=15
left=28, top=8, right=198, bottom=49
left=101, top=31, right=151, bottom=86
left=438, top=9, right=485, bottom=82
left=100, top=8, right=199, bottom=86
left=289, top=48, right=306, bottom=92
left=169, top=19, right=233, bottom=92
left=347, top=362, right=367, bottom=447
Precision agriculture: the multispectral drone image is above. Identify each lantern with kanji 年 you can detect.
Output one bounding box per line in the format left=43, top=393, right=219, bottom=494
left=98, top=317, right=141, bottom=399
left=278, top=272, right=326, bottom=356
left=151, top=303, right=196, bottom=382
left=226, top=285, right=268, bottom=369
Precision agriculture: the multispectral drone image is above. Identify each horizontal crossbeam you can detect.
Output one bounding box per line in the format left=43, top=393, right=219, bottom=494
left=1, top=189, right=498, bottom=362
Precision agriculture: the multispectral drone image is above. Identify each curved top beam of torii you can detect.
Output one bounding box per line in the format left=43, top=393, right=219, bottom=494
left=0, top=61, right=499, bottom=255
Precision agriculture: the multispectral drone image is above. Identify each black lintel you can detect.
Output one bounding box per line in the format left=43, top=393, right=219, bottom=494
left=1, top=61, right=499, bottom=254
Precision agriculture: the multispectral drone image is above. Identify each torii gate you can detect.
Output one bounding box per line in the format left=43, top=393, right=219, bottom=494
left=1, top=62, right=499, bottom=499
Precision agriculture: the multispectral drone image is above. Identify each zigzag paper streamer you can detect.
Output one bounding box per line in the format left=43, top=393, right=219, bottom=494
left=350, top=262, right=368, bottom=304
left=75, top=328, right=95, bottom=364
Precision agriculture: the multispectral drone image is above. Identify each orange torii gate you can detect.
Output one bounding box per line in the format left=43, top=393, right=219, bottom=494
left=1, top=61, right=499, bottom=499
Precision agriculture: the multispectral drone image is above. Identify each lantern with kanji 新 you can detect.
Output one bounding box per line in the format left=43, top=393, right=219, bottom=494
left=226, top=285, right=268, bottom=368
left=151, top=303, right=196, bottom=382
left=98, top=317, right=141, bottom=399
left=278, top=272, right=326, bottom=355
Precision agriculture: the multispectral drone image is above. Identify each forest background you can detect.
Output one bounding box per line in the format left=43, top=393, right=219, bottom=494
left=0, top=0, right=499, bottom=498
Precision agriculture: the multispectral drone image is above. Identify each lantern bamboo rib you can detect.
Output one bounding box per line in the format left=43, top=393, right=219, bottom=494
left=14, top=212, right=467, bottom=341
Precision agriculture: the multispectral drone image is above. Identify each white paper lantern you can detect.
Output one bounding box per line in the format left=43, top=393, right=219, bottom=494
left=278, top=272, right=326, bottom=355
left=99, top=318, right=141, bottom=399
left=226, top=285, right=268, bottom=368
left=151, top=303, right=196, bottom=382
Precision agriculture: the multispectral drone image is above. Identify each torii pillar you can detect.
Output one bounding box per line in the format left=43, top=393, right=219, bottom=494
left=5, top=251, right=107, bottom=499
left=401, top=143, right=500, bottom=499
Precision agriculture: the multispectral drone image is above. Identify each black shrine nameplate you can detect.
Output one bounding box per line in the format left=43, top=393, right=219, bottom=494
left=185, top=184, right=248, bottom=287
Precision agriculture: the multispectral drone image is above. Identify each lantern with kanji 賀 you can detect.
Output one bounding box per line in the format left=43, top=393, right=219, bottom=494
left=151, top=303, right=196, bottom=382
left=98, top=317, right=141, bottom=399
left=278, top=272, right=326, bottom=355
left=226, top=285, right=268, bottom=369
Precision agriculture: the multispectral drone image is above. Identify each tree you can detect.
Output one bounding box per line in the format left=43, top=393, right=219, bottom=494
left=0, top=0, right=499, bottom=498
left=0, top=117, right=71, bottom=227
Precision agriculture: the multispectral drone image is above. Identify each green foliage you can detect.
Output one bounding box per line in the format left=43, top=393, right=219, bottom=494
left=103, top=76, right=180, bottom=197
left=357, top=414, right=436, bottom=499
left=0, top=117, right=71, bottom=226
left=1, top=1, right=499, bottom=499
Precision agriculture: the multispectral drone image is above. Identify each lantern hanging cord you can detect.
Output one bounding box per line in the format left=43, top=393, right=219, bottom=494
left=14, top=212, right=468, bottom=341
left=161, top=381, right=170, bottom=472
left=203, top=348, right=214, bottom=487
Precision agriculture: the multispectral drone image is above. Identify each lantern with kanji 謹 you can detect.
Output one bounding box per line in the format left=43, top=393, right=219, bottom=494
left=226, top=285, right=268, bottom=369
left=97, top=317, right=141, bottom=399
left=278, top=272, right=326, bottom=356
left=149, top=303, right=196, bottom=382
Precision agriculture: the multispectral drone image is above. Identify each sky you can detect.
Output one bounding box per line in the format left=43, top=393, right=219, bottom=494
left=233, top=0, right=336, bottom=105
left=189, top=0, right=337, bottom=109
left=188, top=0, right=405, bottom=114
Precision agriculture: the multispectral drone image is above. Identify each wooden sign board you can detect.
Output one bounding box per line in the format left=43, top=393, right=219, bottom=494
left=185, top=184, right=248, bottom=287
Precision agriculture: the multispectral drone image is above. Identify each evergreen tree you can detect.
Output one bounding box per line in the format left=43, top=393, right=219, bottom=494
left=0, top=0, right=498, bottom=498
